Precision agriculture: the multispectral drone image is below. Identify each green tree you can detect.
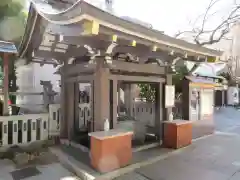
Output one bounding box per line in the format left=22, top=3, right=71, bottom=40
left=138, top=65, right=189, bottom=101
left=138, top=84, right=156, bottom=102
left=0, top=0, right=26, bottom=42
left=219, top=72, right=231, bottom=81
left=172, top=65, right=189, bottom=94
left=218, top=71, right=237, bottom=86
left=0, top=0, right=27, bottom=114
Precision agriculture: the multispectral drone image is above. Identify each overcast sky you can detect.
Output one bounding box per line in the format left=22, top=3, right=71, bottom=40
left=113, top=0, right=233, bottom=36
left=28, top=0, right=235, bottom=38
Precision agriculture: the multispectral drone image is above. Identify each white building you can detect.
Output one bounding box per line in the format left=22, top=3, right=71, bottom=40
left=225, top=23, right=240, bottom=78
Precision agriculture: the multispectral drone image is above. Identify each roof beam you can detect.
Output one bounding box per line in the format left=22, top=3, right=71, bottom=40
left=58, top=35, right=109, bottom=49
left=45, top=20, right=99, bottom=36
left=33, top=46, right=89, bottom=59
left=64, top=62, right=96, bottom=76
left=99, top=26, right=201, bottom=57
left=58, top=32, right=212, bottom=63
left=58, top=36, right=205, bottom=63
left=32, top=58, right=60, bottom=66
left=65, top=75, right=93, bottom=83
left=110, top=60, right=165, bottom=75
left=46, top=23, right=85, bottom=36
left=110, top=74, right=165, bottom=83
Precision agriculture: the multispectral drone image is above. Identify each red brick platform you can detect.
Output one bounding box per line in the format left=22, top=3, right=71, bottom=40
left=163, top=120, right=192, bottom=149
left=89, top=129, right=133, bottom=173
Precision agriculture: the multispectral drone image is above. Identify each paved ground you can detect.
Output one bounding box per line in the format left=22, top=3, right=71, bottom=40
left=2, top=107, right=240, bottom=180
left=0, top=160, right=79, bottom=180
left=115, top=107, right=240, bottom=180
left=0, top=160, right=77, bottom=180
left=214, top=107, right=240, bottom=135
left=115, top=133, right=240, bottom=180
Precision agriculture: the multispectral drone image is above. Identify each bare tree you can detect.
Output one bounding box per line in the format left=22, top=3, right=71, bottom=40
left=174, top=0, right=240, bottom=78
left=175, top=0, right=240, bottom=46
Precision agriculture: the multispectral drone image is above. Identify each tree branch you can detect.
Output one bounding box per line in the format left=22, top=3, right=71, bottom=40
left=175, top=0, right=240, bottom=46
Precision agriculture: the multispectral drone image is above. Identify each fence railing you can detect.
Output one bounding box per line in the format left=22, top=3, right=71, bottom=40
left=49, top=102, right=156, bottom=133
left=0, top=114, right=49, bottom=148
left=131, top=102, right=155, bottom=127
left=48, top=103, right=91, bottom=135
left=0, top=101, right=157, bottom=149
left=78, top=103, right=91, bottom=129
left=49, top=104, right=61, bottom=136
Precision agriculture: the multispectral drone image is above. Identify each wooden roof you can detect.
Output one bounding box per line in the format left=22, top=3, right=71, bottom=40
left=186, top=76, right=224, bottom=88
left=18, top=1, right=222, bottom=65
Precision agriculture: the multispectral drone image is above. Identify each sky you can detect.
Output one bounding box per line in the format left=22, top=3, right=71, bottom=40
left=27, top=0, right=235, bottom=39
left=113, top=0, right=233, bottom=37
left=113, top=0, right=208, bottom=36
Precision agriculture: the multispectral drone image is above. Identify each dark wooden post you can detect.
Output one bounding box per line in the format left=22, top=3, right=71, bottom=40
left=66, top=81, right=75, bottom=140
left=110, top=79, right=118, bottom=129
left=123, top=84, right=134, bottom=116
left=162, top=74, right=173, bottom=121
left=182, top=78, right=190, bottom=120
left=60, top=64, right=68, bottom=138
left=93, top=58, right=110, bottom=131
left=155, top=82, right=163, bottom=140
left=74, top=82, right=80, bottom=130
left=117, top=82, right=121, bottom=114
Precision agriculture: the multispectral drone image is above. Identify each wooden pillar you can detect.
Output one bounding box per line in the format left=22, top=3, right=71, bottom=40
left=66, top=82, right=75, bottom=140
left=60, top=66, right=68, bottom=138
left=3, top=53, right=9, bottom=115
left=155, top=83, right=163, bottom=140
left=74, top=82, right=80, bottom=130
left=124, top=84, right=134, bottom=116
left=117, top=83, right=121, bottom=114
left=112, top=79, right=118, bottom=128
left=129, top=84, right=134, bottom=116
left=93, top=58, right=110, bottom=131
left=124, top=84, right=129, bottom=114
left=162, top=74, right=173, bottom=121
left=90, top=80, right=94, bottom=132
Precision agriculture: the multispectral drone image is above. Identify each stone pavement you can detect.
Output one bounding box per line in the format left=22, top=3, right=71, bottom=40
left=0, top=160, right=80, bottom=180
left=214, top=107, right=240, bottom=134
left=1, top=107, right=239, bottom=180
left=114, top=133, right=240, bottom=180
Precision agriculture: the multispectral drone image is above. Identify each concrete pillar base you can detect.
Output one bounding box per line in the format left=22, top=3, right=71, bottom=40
left=163, top=120, right=192, bottom=149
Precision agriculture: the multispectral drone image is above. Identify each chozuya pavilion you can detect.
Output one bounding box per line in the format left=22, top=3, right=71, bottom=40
left=18, top=0, right=222, bottom=172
